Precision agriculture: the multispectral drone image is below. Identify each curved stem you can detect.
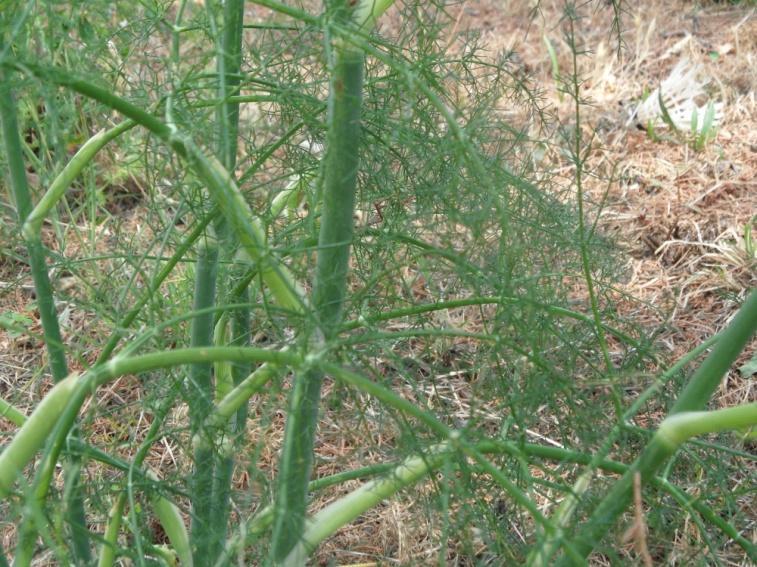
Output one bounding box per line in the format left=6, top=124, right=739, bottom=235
left=10, top=347, right=300, bottom=513
left=22, top=120, right=136, bottom=240
left=1, top=58, right=306, bottom=312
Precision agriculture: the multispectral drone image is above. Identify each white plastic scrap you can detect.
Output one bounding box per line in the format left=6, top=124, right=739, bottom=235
left=628, top=59, right=724, bottom=133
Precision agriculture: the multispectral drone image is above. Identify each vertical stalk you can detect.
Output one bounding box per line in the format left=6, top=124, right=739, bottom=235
left=215, top=0, right=244, bottom=173
left=0, top=72, right=67, bottom=381
left=0, top=69, right=91, bottom=563
left=210, top=278, right=250, bottom=558
left=566, top=16, right=612, bottom=377
left=187, top=0, right=250, bottom=560
left=269, top=21, right=365, bottom=561
left=207, top=0, right=248, bottom=560
left=562, top=289, right=757, bottom=563
left=187, top=235, right=219, bottom=565
left=166, top=3, right=225, bottom=563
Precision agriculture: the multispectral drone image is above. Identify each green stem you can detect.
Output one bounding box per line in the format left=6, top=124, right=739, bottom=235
left=149, top=470, right=193, bottom=567
left=208, top=1, right=248, bottom=560
left=10, top=347, right=299, bottom=521
left=657, top=403, right=757, bottom=448
left=98, top=394, right=190, bottom=567
left=563, top=289, right=757, bottom=562
left=536, top=331, right=721, bottom=561
left=207, top=357, right=283, bottom=429
left=566, top=17, right=612, bottom=376
left=97, top=493, right=126, bottom=567
left=0, top=396, right=27, bottom=427
left=187, top=237, right=220, bottom=565
left=97, top=119, right=304, bottom=363
left=0, top=71, right=68, bottom=383
left=0, top=69, right=90, bottom=563
left=0, top=404, right=186, bottom=500
left=22, top=120, right=136, bottom=240
left=341, top=295, right=642, bottom=349
left=285, top=443, right=452, bottom=565
left=220, top=433, right=754, bottom=564
left=352, top=0, right=395, bottom=31
left=97, top=208, right=219, bottom=362
left=323, top=363, right=552, bottom=533
left=269, top=31, right=366, bottom=561
left=0, top=374, right=79, bottom=496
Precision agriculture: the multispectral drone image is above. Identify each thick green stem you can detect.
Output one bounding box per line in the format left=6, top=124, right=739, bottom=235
left=207, top=1, right=248, bottom=560
left=285, top=443, right=451, bottom=565
left=149, top=470, right=193, bottom=567
left=22, top=120, right=136, bottom=240
left=97, top=493, right=126, bottom=567
left=269, top=37, right=365, bottom=561
left=0, top=397, right=27, bottom=427
left=215, top=0, right=245, bottom=174
left=563, top=289, right=757, bottom=563
left=0, top=72, right=68, bottom=382
left=187, top=236, right=220, bottom=565
left=207, top=359, right=281, bottom=428
left=0, top=70, right=90, bottom=563
left=657, top=403, right=757, bottom=448
left=0, top=374, right=79, bottom=496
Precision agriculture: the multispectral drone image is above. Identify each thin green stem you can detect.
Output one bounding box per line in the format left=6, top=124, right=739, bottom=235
left=566, top=17, right=612, bottom=376
left=322, top=362, right=553, bottom=536
left=341, top=296, right=642, bottom=349
left=97, top=493, right=126, bottom=567
left=99, top=395, right=182, bottom=567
